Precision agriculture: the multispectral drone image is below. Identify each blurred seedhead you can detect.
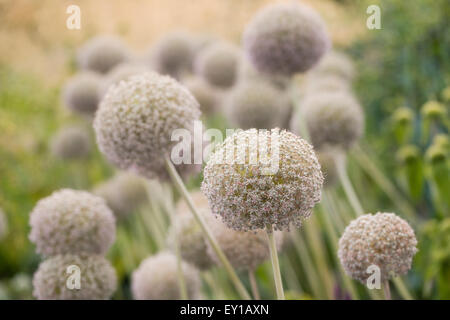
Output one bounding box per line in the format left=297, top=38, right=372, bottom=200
left=396, top=145, right=421, bottom=165
left=50, top=126, right=91, bottom=160
left=131, top=251, right=201, bottom=300
left=317, top=147, right=342, bottom=188
left=309, top=50, right=356, bottom=81
left=441, top=86, right=450, bottom=103
left=243, top=2, right=330, bottom=76
left=421, top=100, right=447, bottom=121
left=298, top=91, right=364, bottom=150
left=77, top=35, right=131, bottom=74
left=94, top=172, right=148, bottom=220
left=182, top=76, right=220, bottom=115
left=29, top=189, right=116, bottom=256
left=338, top=212, right=418, bottom=283
left=238, top=57, right=290, bottom=90
left=225, top=79, right=291, bottom=130
left=151, top=31, right=196, bottom=78
left=62, top=72, right=102, bottom=117
left=94, top=72, right=201, bottom=180
left=301, top=74, right=351, bottom=96
left=195, top=42, right=241, bottom=88
left=33, top=254, right=117, bottom=300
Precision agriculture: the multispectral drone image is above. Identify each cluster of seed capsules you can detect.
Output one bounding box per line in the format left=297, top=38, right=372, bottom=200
left=30, top=2, right=418, bottom=300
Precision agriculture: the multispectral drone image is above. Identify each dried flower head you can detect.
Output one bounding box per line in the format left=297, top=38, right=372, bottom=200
left=29, top=189, right=116, bottom=256
left=338, top=212, right=418, bottom=283
left=182, top=76, right=219, bottom=115
left=225, top=80, right=292, bottom=130
left=310, top=51, right=355, bottom=81
left=62, top=72, right=102, bottom=116
left=167, top=192, right=215, bottom=270
left=94, top=72, right=201, bottom=180
left=239, top=57, right=289, bottom=89
left=195, top=42, right=241, bottom=88
left=132, top=251, right=201, bottom=300
left=77, top=36, right=131, bottom=74
left=33, top=254, right=117, bottom=300
left=151, top=31, right=195, bottom=78
left=206, top=216, right=284, bottom=270
left=99, top=63, right=150, bottom=97
left=94, top=172, right=148, bottom=220
left=50, top=126, right=91, bottom=160
left=297, top=91, right=364, bottom=150
left=243, top=2, right=330, bottom=76
left=202, top=128, right=323, bottom=232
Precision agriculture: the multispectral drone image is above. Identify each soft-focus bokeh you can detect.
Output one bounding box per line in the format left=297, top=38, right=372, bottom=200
left=0, top=0, right=448, bottom=300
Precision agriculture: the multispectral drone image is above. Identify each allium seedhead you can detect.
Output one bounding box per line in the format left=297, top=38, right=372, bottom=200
left=29, top=189, right=116, bottom=256
left=195, top=42, right=241, bottom=88
left=151, top=31, right=195, bottom=78
left=226, top=80, right=292, bottom=130
left=94, top=172, right=148, bottom=220
left=33, top=254, right=117, bottom=300
left=62, top=72, right=102, bottom=116
left=132, top=251, right=201, bottom=300
left=425, top=144, right=447, bottom=164
left=442, top=86, right=450, bottom=103
left=243, top=2, right=330, bottom=76
left=99, top=63, right=150, bottom=98
left=206, top=216, right=284, bottom=270
left=311, top=51, right=355, bottom=81
left=301, top=74, right=351, bottom=95
left=298, top=91, right=364, bottom=150
left=77, top=36, right=131, bottom=74
left=167, top=192, right=215, bottom=270
left=201, top=129, right=323, bottom=232
left=50, top=126, right=91, bottom=160
left=94, top=72, right=201, bottom=180
left=396, top=145, right=420, bottom=164
left=183, top=77, right=219, bottom=115
left=0, top=208, right=7, bottom=240
left=239, top=58, right=289, bottom=89
left=338, top=212, right=418, bottom=283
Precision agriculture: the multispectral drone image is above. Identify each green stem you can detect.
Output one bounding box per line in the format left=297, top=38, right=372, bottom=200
left=164, top=157, right=251, bottom=300
left=392, top=277, right=413, bottom=300
left=383, top=280, right=391, bottom=300
left=266, top=225, right=285, bottom=300
left=335, top=155, right=365, bottom=217
left=248, top=269, right=261, bottom=300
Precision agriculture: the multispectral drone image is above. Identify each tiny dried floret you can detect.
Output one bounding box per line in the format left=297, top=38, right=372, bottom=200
left=33, top=254, right=117, bottom=300
left=151, top=31, right=195, bottom=78
left=29, top=189, right=116, bottom=256
left=243, top=2, right=330, bottom=76
left=94, top=172, right=148, bottom=220
left=206, top=216, right=284, bottom=270
left=201, top=128, right=323, bottom=232
left=297, top=91, right=364, bottom=150
left=77, top=36, right=131, bottom=74
left=94, top=72, right=201, bottom=180
left=62, top=72, right=102, bottom=116
left=50, top=126, right=91, bottom=160
left=195, top=42, right=241, bottom=88
left=132, top=251, right=201, bottom=300
left=338, top=212, right=418, bottom=283
left=225, top=80, right=292, bottom=130
left=167, top=192, right=215, bottom=270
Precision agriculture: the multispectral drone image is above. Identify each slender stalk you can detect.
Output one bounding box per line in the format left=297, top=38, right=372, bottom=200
left=248, top=269, right=260, bottom=300
left=164, top=157, right=251, bottom=300
left=265, top=225, right=285, bottom=300
left=351, top=145, right=416, bottom=221
left=383, top=280, right=391, bottom=300
left=392, top=277, right=413, bottom=300
left=335, top=155, right=365, bottom=217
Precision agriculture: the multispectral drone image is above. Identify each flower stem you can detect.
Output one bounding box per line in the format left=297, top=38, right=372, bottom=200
left=383, top=280, right=391, bottom=300
left=265, top=225, right=285, bottom=300
left=335, top=155, right=365, bottom=217
left=164, top=157, right=251, bottom=300
left=248, top=269, right=260, bottom=300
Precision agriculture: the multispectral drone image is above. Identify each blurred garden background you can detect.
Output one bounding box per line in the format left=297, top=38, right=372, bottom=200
left=0, top=0, right=448, bottom=300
